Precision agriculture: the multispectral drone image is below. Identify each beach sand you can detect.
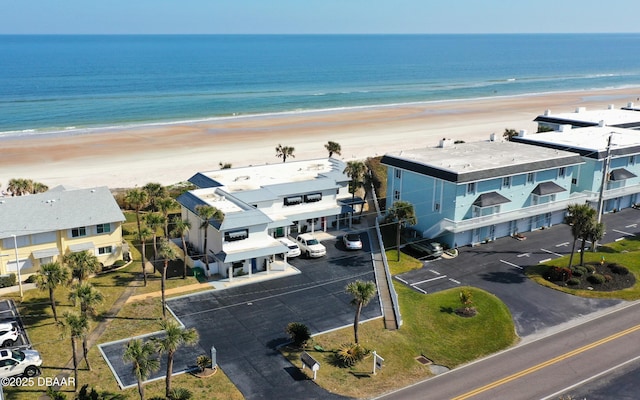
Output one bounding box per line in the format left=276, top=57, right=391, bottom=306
left=2, top=88, right=639, bottom=190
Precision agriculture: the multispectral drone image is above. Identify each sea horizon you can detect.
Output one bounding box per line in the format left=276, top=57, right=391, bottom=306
left=2, top=33, right=640, bottom=137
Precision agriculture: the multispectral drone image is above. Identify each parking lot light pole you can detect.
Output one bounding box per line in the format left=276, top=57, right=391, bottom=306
left=11, top=234, right=23, bottom=299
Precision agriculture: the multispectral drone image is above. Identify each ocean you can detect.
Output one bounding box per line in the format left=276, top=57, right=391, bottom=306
left=1, top=34, right=640, bottom=137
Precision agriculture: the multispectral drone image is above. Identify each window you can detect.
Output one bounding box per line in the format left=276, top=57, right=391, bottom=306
left=98, top=246, right=113, bottom=255
left=434, top=202, right=440, bottom=212
left=393, top=190, right=400, bottom=201
left=571, top=178, right=577, bottom=185
left=225, top=229, right=249, bottom=242
left=304, top=193, right=322, bottom=203
left=527, top=173, right=534, bottom=183
left=96, top=223, right=111, bottom=234
left=284, top=196, right=302, bottom=206
left=71, top=227, right=87, bottom=238
left=630, top=156, right=636, bottom=165
left=395, top=169, right=402, bottom=179
left=467, top=182, right=476, bottom=194
left=558, top=167, right=566, bottom=178
left=502, top=176, right=511, bottom=188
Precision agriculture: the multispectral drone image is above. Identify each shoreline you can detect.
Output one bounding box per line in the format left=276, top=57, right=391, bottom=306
left=2, top=87, right=639, bottom=190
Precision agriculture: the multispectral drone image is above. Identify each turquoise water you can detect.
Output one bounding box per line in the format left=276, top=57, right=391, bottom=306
left=1, top=34, right=640, bottom=136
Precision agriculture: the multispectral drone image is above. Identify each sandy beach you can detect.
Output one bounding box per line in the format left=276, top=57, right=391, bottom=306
left=2, top=88, right=639, bottom=190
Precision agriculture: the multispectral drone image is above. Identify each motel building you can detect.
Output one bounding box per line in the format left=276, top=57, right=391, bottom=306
left=0, top=186, right=126, bottom=277
left=381, top=138, right=585, bottom=248
left=513, top=125, right=640, bottom=214
left=177, top=158, right=357, bottom=278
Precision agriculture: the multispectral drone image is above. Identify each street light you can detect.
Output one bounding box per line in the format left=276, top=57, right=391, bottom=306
left=11, top=234, right=23, bottom=299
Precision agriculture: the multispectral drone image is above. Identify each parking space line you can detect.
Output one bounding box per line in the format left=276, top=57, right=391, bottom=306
left=517, top=253, right=530, bottom=258
left=449, top=278, right=461, bottom=284
left=413, top=286, right=428, bottom=294
left=500, top=260, right=523, bottom=270
left=412, top=275, right=448, bottom=286
left=394, top=276, right=408, bottom=284
left=555, top=242, right=570, bottom=247
left=541, top=248, right=563, bottom=257
left=539, top=258, right=552, bottom=264
left=428, top=269, right=441, bottom=275
left=613, top=229, right=636, bottom=236
left=626, top=223, right=638, bottom=228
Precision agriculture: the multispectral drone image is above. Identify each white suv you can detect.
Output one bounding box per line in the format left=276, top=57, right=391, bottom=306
left=0, top=323, right=19, bottom=348
left=296, top=234, right=327, bottom=258
left=277, top=237, right=301, bottom=258
left=0, top=348, right=43, bottom=378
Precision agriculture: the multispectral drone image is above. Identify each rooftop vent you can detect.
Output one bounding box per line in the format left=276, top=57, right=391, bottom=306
left=599, top=120, right=606, bottom=127
left=628, top=102, right=635, bottom=108
left=439, top=138, right=453, bottom=148
left=559, top=125, right=572, bottom=132
left=544, top=109, right=551, bottom=116
left=575, top=107, right=586, bottom=113
left=489, top=133, right=496, bottom=142
left=608, top=104, right=615, bottom=110
left=518, top=129, right=527, bottom=138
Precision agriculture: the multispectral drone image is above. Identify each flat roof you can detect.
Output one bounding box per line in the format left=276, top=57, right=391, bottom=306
left=513, top=126, right=640, bottom=159
left=381, top=140, right=584, bottom=183
left=535, top=105, right=640, bottom=128
left=190, top=158, right=347, bottom=193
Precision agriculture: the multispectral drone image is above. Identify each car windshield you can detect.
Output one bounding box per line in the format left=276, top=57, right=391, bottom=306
left=12, top=350, right=25, bottom=361
left=307, top=239, right=319, bottom=245
left=288, top=245, right=298, bottom=250
left=346, top=234, right=360, bottom=241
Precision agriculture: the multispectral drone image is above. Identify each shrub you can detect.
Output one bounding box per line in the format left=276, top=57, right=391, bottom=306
left=567, top=278, right=581, bottom=286
left=570, top=267, right=585, bottom=277
left=286, top=322, right=311, bottom=347
left=0, top=274, right=16, bottom=288
left=609, top=264, right=629, bottom=275
left=604, top=274, right=613, bottom=283
left=168, top=387, right=193, bottom=400
left=113, top=260, right=127, bottom=267
left=547, top=266, right=572, bottom=282
left=587, top=273, right=606, bottom=284
left=335, top=343, right=369, bottom=367
left=584, top=264, right=596, bottom=273
left=196, top=355, right=212, bottom=372
left=25, top=274, right=37, bottom=284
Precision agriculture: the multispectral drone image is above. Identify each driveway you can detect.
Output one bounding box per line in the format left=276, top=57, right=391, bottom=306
left=101, top=234, right=380, bottom=399
left=395, top=209, right=640, bottom=337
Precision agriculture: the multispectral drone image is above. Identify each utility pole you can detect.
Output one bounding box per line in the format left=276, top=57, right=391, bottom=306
left=594, top=133, right=613, bottom=250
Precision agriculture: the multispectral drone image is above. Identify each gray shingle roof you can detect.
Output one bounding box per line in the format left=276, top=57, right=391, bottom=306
left=0, top=186, right=125, bottom=239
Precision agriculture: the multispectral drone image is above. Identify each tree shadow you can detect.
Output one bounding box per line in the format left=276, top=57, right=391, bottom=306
left=479, top=271, right=527, bottom=284
left=439, top=306, right=454, bottom=314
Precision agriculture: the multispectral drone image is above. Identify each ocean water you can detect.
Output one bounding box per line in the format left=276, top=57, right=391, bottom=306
left=1, top=34, right=640, bottom=136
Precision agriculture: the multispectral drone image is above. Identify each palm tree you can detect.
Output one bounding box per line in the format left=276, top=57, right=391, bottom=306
left=69, top=282, right=104, bottom=318
left=344, top=161, right=366, bottom=221
left=345, top=280, right=377, bottom=344
left=156, top=197, right=177, bottom=237
left=503, top=128, right=518, bottom=141
left=195, top=204, right=223, bottom=264
left=62, top=311, right=88, bottom=391
left=158, top=238, right=178, bottom=319
left=139, top=226, right=153, bottom=286
left=325, top=141, right=342, bottom=158
left=63, top=251, right=101, bottom=283
left=145, top=212, right=166, bottom=262
left=386, top=200, right=417, bottom=261
left=275, top=144, right=295, bottom=163
left=31, top=181, right=49, bottom=194
left=171, top=218, right=192, bottom=279
left=583, top=220, right=605, bottom=263
left=34, top=262, right=70, bottom=322
left=565, top=204, right=596, bottom=268
left=123, top=338, right=160, bottom=400
left=152, top=319, right=199, bottom=399
left=142, top=182, right=167, bottom=212
left=125, top=188, right=149, bottom=243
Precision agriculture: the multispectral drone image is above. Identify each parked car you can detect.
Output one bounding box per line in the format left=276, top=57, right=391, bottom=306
left=406, top=241, right=443, bottom=259
left=342, top=233, right=363, bottom=250
left=0, top=323, right=19, bottom=348
left=296, top=234, right=327, bottom=258
left=0, top=348, right=42, bottom=378
left=277, top=237, right=301, bottom=258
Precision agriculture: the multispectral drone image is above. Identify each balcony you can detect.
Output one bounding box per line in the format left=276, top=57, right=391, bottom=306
left=440, top=192, right=592, bottom=233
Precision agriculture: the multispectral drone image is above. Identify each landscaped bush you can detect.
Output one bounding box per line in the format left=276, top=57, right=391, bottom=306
left=286, top=322, right=311, bottom=347
left=113, top=260, right=128, bottom=267
left=587, top=273, right=606, bottom=284
left=584, top=264, right=596, bottom=273
left=25, top=275, right=37, bottom=284
left=567, top=278, right=581, bottom=286
left=609, top=264, right=629, bottom=275
left=571, top=266, right=586, bottom=277
left=334, top=343, right=369, bottom=367
left=604, top=274, right=613, bottom=282
left=546, top=266, right=572, bottom=282
left=0, top=274, right=16, bottom=288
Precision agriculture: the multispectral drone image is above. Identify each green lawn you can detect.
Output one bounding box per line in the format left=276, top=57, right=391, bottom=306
left=526, top=239, right=640, bottom=300
left=281, top=251, right=518, bottom=399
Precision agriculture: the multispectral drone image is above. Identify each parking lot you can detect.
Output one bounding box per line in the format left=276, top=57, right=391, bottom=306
left=0, top=299, right=32, bottom=350
left=101, top=233, right=379, bottom=399
left=394, top=210, right=640, bottom=337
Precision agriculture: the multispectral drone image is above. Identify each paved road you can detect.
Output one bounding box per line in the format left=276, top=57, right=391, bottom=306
left=376, top=301, right=640, bottom=400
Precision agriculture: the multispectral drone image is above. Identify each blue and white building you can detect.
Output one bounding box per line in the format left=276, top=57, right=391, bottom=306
left=381, top=138, right=584, bottom=248
left=177, top=158, right=353, bottom=278
left=534, top=104, right=640, bottom=131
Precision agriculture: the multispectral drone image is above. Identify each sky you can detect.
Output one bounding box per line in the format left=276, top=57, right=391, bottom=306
left=2, top=0, right=638, bottom=34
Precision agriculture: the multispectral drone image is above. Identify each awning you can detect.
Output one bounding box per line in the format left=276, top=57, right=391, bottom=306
left=473, top=192, right=511, bottom=208
left=32, top=248, right=60, bottom=259
left=532, top=181, right=567, bottom=196
left=609, top=168, right=637, bottom=181
left=214, top=241, right=288, bottom=263
left=68, top=242, right=95, bottom=252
